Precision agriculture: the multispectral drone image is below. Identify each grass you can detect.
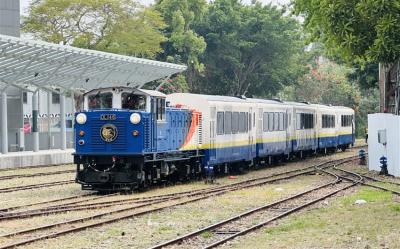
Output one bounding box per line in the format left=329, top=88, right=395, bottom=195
left=340, top=188, right=393, bottom=206
left=201, top=231, right=213, bottom=239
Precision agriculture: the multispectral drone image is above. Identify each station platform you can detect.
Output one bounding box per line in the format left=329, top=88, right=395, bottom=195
left=0, top=149, right=74, bottom=169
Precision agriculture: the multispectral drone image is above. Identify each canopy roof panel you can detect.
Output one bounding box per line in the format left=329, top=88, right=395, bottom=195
left=0, top=34, right=187, bottom=92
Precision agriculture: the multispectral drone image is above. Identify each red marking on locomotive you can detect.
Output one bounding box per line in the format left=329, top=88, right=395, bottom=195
left=182, top=111, right=201, bottom=148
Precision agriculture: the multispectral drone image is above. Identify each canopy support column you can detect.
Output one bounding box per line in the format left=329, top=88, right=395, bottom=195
left=1, top=90, right=8, bottom=154
left=47, top=91, right=52, bottom=149
left=32, top=91, right=39, bottom=152
left=60, top=94, right=66, bottom=150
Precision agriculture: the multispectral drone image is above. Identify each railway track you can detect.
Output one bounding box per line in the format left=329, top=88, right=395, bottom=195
left=0, top=180, right=75, bottom=194
left=0, top=169, right=75, bottom=181
left=0, top=156, right=356, bottom=249
left=0, top=156, right=356, bottom=221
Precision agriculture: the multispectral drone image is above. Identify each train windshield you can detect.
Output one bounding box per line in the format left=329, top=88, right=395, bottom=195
left=121, top=93, right=146, bottom=110
left=88, top=92, right=113, bottom=110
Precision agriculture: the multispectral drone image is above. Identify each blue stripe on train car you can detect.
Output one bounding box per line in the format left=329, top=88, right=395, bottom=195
left=318, top=136, right=338, bottom=148
left=292, top=138, right=317, bottom=152
left=338, top=134, right=354, bottom=145
left=205, top=144, right=253, bottom=166
left=257, top=140, right=288, bottom=157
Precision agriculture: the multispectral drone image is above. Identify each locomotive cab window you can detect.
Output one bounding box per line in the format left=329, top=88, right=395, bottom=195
left=121, top=93, right=146, bottom=111
left=156, top=98, right=166, bottom=121
left=88, top=92, right=113, bottom=110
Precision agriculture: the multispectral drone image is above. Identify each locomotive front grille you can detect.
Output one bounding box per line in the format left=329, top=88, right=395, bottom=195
left=90, top=118, right=127, bottom=151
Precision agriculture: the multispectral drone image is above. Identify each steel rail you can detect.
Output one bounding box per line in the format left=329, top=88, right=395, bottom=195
left=0, top=192, right=117, bottom=215
left=0, top=180, right=75, bottom=193
left=0, top=169, right=75, bottom=181
left=333, top=167, right=400, bottom=196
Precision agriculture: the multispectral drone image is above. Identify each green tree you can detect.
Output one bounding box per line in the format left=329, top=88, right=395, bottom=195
left=156, top=0, right=207, bottom=91
left=23, top=0, right=167, bottom=58
left=195, top=0, right=305, bottom=96
left=292, top=0, right=400, bottom=64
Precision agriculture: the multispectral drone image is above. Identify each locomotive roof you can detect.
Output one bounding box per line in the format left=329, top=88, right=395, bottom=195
left=84, top=87, right=166, bottom=98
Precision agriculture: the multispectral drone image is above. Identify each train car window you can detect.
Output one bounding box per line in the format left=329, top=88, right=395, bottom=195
left=263, top=112, right=268, bottom=132
left=322, top=114, right=335, bottom=128
left=279, top=113, right=284, bottom=131
left=299, top=113, right=305, bottom=129
left=296, top=113, right=301, bottom=130
left=310, top=114, right=315, bottom=129
left=239, top=112, right=246, bottom=133
left=341, top=115, right=352, bottom=127
left=273, top=113, right=279, bottom=131
left=247, top=113, right=250, bottom=132
left=224, top=112, right=232, bottom=134
left=121, top=93, right=146, bottom=110
left=268, top=113, right=274, bottom=132
left=217, top=112, right=224, bottom=135
left=232, top=112, right=239, bottom=134
left=88, top=92, right=113, bottom=110
left=156, top=98, right=166, bottom=121
left=298, top=113, right=314, bottom=130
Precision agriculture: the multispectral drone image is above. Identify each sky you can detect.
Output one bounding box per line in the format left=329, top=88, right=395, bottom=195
left=20, top=0, right=291, bottom=14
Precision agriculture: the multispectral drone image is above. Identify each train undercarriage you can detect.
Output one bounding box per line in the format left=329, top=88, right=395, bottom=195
left=74, top=151, right=204, bottom=191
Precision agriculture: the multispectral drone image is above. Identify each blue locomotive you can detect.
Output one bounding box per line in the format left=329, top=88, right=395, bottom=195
left=74, top=87, right=203, bottom=191
left=74, top=87, right=355, bottom=191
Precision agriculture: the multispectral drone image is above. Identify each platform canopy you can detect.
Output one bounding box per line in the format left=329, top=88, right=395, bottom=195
left=0, top=34, right=187, bottom=92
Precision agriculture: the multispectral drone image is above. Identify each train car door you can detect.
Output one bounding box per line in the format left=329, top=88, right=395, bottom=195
left=313, top=110, right=318, bottom=150
left=248, top=107, right=256, bottom=160
left=285, top=109, right=291, bottom=153
left=209, top=106, right=217, bottom=162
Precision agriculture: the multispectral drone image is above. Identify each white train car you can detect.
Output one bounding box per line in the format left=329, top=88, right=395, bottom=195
left=248, top=99, right=291, bottom=159
left=168, top=93, right=355, bottom=169
left=167, top=93, right=256, bottom=168
left=315, top=104, right=339, bottom=151
left=286, top=102, right=318, bottom=155
left=336, top=106, right=355, bottom=150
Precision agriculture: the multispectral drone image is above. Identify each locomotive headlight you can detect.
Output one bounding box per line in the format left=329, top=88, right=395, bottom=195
left=76, top=113, right=87, bottom=125
left=130, top=113, right=141, bottom=124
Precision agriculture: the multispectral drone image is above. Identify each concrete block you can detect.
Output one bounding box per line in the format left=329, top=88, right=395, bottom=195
left=0, top=149, right=74, bottom=169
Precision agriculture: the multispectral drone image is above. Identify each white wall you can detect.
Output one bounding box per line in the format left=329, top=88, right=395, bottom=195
left=368, top=113, right=400, bottom=176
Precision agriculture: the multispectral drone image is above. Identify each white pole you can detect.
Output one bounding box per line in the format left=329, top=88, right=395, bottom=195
left=47, top=91, right=52, bottom=149
left=1, top=91, right=8, bottom=154
left=60, top=94, right=66, bottom=150
left=32, top=91, right=39, bottom=152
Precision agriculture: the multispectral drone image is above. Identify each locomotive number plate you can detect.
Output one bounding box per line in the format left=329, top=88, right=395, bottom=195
left=100, top=114, right=116, bottom=120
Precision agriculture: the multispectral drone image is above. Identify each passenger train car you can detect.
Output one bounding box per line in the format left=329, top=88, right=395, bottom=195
left=74, top=87, right=355, bottom=191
